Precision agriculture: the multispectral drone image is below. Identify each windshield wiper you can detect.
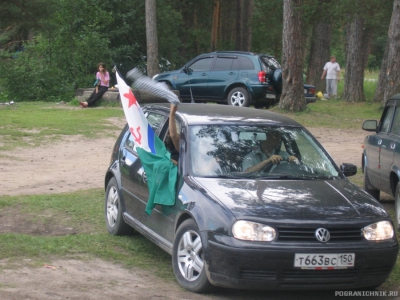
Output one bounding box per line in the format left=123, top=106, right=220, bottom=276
left=256, top=174, right=314, bottom=180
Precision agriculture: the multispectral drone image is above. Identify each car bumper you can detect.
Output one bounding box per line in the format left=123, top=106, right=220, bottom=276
left=204, top=234, right=398, bottom=290
left=306, top=96, right=317, bottom=103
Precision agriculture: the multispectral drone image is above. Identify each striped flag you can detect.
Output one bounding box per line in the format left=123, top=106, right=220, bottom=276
left=115, top=71, right=177, bottom=215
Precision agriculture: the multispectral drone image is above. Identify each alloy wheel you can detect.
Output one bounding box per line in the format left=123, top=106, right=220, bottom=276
left=106, top=186, right=119, bottom=228
left=176, top=230, right=204, bottom=281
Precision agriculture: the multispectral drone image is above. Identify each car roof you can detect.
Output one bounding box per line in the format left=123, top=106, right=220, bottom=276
left=389, top=94, right=400, bottom=101
left=144, top=103, right=303, bottom=127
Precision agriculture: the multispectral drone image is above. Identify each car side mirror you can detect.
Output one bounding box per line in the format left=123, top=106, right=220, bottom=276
left=362, top=120, right=377, bottom=132
left=340, top=163, right=357, bottom=177
left=183, top=66, right=193, bottom=75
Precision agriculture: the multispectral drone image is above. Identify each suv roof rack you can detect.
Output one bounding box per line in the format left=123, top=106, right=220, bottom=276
left=214, top=51, right=255, bottom=55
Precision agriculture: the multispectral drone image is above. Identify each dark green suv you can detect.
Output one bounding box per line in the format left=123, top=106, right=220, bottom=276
left=152, top=51, right=316, bottom=108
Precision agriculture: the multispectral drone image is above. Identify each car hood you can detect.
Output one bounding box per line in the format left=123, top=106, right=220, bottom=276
left=193, top=178, right=388, bottom=220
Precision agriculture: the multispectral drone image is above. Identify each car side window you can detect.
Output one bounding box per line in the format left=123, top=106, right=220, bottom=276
left=147, top=112, right=165, bottom=131
left=125, top=112, right=166, bottom=152
left=390, top=107, right=400, bottom=136
left=380, top=106, right=395, bottom=133
left=213, top=57, right=234, bottom=71
left=189, top=57, right=213, bottom=71
left=238, top=56, right=255, bottom=70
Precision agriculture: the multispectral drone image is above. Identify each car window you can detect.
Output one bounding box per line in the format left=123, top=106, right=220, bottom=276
left=189, top=125, right=338, bottom=178
left=380, top=105, right=395, bottom=133
left=125, top=112, right=166, bottom=152
left=238, top=56, right=255, bottom=70
left=213, top=57, right=234, bottom=71
left=147, top=112, right=165, bottom=131
left=189, top=57, right=213, bottom=71
left=260, top=56, right=281, bottom=69
left=390, top=107, right=400, bottom=136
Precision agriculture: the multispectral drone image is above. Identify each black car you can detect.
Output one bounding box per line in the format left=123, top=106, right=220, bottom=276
left=362, top=93, right=400, bottom=230
left=152, top=51, right=316, bottom=108
left=105, top=103, right=397, bottom=292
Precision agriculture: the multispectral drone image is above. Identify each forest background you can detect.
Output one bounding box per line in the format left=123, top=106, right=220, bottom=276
left=0, top=0, right=399, bottom=109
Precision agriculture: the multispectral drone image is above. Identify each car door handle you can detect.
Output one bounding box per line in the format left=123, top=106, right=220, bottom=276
left=229, top=72, right=235, bottom=75
left=201, top=73, right=208, bottom=76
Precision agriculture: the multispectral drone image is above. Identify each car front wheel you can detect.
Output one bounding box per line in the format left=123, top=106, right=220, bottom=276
left=395, top=182, right=400, bottom=230
left=228, top=87, right=250, bottom=107
left=172, top=219, right=213, bottom=293
left=105, top=177, right=133, bottom=235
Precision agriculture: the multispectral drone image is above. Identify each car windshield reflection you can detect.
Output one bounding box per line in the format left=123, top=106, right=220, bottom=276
left=189, top=125, right=339, bottom=179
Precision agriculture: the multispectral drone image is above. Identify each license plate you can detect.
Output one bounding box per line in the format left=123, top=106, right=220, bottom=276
left=304, top=89, right=307, bottom=94
left=266, top=94, right=276, bottom=99
left=294, top=253, right=355, bottom=269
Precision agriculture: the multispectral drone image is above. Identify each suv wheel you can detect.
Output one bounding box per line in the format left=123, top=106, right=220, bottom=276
left=228, top=87, right=250, bottom=107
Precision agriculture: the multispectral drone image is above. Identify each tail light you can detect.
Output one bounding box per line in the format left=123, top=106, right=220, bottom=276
left=258, top=71, right=266, bottom=83
left=309, top=88, right=316, bottom=95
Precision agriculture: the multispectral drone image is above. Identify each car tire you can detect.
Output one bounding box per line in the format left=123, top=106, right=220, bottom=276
left=228, top=87, right=250, bottom=107
left=363, top=168, right=380, bottom=201
left=172, top=219, right=214, bottom=293
left=395, top=182, right=400, bottom=231
left=105, top=177, right=133, bottom=235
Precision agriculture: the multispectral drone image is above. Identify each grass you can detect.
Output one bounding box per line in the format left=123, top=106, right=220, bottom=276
left=0, top=101, right=124, bottom=151
left=0, top=190, right=173, bottom=280
left=271, top=98, right=383, bottom=129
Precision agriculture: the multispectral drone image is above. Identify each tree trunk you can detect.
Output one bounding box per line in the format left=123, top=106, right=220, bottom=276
left=306, top=20, right=331, bottom=93
left=211, top=0, right=220, bottom=51
left=235, top=0, right=242, bottom=51
left=343, top=16, right=365, bottom=102
left=145, top=0, right=159, bottom=77
left=279, top=0, right=307, bottom=111
left=382, top=0, right=400, bottom=105
left=242, top=0, right=254, bottom=51
left=374, top=39, right=390, bottom=103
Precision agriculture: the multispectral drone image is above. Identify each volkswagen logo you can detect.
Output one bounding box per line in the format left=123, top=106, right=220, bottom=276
left=315, top=228, right=330, bottom=243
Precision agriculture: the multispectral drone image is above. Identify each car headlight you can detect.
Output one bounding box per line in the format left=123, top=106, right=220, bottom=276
left=152, top=74, right=159, bottom=80
left=232, top=220, right=276, bottom=241
left=363, top=221, right=394, bottom=241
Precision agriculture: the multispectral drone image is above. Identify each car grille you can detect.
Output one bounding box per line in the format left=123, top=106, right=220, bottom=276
left=239, top=266, right=391, bottom=285
left=281, top=269, right=358, bottom=285
left=240, top=269, right=277, bottom=281
left=277, top=227, right=363, bottom=242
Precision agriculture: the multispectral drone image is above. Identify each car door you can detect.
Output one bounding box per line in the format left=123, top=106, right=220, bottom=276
left=379, top=102, right=400, bottom=195
left=120, top=112, right=167, bottom=223
left=176, top=56, right=214, bottom=101
left=367, top=103, right=396, bottom=190
left=140, top=115, right=181, bottom=243
left=207, top=56, right=238, bottom=101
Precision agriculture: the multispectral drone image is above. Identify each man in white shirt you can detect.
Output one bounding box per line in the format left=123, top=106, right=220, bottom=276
left=321, top=56, right=341, bottom=99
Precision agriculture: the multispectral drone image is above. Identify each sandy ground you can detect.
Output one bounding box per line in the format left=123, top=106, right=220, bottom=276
left=0, top=117, right=397, bottom=300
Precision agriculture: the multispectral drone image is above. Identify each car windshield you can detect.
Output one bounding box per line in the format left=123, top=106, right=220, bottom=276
left=189, top=125, right=339, bottom=179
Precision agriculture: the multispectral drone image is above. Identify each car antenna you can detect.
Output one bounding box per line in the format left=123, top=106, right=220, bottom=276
left=185, top=66, right=195, bottom=103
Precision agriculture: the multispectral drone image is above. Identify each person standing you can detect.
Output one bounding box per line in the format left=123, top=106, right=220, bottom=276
left=321, top=56, right=340, bottom=99
left=80, top=62, right=110, bottom=108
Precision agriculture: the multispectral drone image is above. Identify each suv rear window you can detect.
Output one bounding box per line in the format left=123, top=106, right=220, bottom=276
left=238, top=56, right=255, bottom=70
left=260, top=56, right=281, bottom=69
